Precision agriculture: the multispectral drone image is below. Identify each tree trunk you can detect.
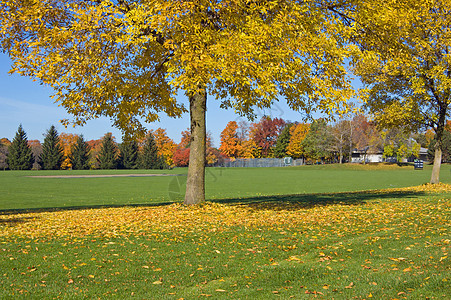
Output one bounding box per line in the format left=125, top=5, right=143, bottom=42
left=430, top=145, right=442, bottom=184
left=184, top=89, right=207, bottom=205
left=430, top=104, right=446, bottom=184
left=349, top=121, right=353, bottom=163
left=431, top=134, right=442, bottom=184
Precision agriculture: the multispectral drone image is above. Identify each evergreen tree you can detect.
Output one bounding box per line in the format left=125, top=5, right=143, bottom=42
left=69, top=135, right=91, bottom=170
left=97, top=133, right=118, bottom=169
left=139, top=133, right=166, bottom=169
left=119, top=140, right=139, bottom=169
left=273, top=124, right=293, bottom=158
left=7, top=125, right=34, bottom=170
left=39, top=125, right=64, bottom=170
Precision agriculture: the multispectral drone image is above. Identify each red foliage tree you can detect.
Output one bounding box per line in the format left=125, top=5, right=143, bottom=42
left=250, top=116, right=285, bottom=157
left=174, top=129, right=218, bottom=166
left=173, top=148, right=190, bottom=167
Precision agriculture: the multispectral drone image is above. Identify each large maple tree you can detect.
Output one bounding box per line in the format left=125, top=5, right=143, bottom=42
left=0, top=0, right=354, bottom=204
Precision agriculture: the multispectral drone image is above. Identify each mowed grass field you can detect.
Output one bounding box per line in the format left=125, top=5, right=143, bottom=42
left=0, top=163, right=450, bottom=210
left=0, top=164, right=450, bottom=299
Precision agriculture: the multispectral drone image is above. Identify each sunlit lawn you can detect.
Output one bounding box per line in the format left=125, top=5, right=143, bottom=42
left=0, top=163, right=450, bottom=210
left=0, top=164, right=450, bottom=298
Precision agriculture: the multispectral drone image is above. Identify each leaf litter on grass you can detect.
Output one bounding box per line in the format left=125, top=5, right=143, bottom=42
left=0, top=183, right=449, bottom=299
left=1, top=183, right=449, bottom=239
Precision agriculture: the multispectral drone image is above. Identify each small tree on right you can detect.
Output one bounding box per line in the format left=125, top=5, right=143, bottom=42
left=347, top=1, right=451, bottom=183
left=7, top=125, right=34, bottom=170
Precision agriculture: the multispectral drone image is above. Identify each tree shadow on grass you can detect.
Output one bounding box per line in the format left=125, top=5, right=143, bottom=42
left=0, top=216, right=36, bottom=226
left=211, top=189, right=426, bottom=211
left=0, top=201, right=178, bottom=218
left=0, top=189, right=426, bottom=221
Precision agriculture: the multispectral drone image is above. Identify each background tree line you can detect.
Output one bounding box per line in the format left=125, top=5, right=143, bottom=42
left=217, top=115, right=451, bottom=164
left=0, top=125, right=170, bottom=170
left=1, top=115, right=450, bottom=170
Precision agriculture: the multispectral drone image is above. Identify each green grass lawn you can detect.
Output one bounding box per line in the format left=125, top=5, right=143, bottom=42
left=0, top=164, right=450, bottom=299
left=0, top=163, right=450, bottom=211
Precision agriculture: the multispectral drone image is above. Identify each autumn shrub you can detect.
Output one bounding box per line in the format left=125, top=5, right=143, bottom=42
left=173, top=147, right=190, bottom=167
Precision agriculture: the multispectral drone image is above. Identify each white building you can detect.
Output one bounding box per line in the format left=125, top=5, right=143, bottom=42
left=350, top=147, right=429, bottom=163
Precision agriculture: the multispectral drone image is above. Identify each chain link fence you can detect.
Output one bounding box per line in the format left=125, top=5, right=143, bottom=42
left=216, top=157, right=305, bottom=168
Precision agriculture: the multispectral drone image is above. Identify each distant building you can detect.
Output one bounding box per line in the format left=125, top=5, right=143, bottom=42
left=418, top=147, right=429, bottom=162
left=351, top=148, right=383, bottom=164
left=350, top=147, right=429, bottom=163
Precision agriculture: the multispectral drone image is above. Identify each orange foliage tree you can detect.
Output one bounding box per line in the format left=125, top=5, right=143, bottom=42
left=286, top=123, right=310, bottom=159
left=87, top=138, right=103, bottom=169
left=149, top=128, right=177, bottom=167
left=219, top=121, right=241, bottom=160
left=234, top=121, right=259, bottom=159
left=239, top=139, right=260, bottom=159
left=59, top=133, right=79, bottom=169
left=0, top=138, right=11, bottom=147
left=179, top=129, right=191, bottom=149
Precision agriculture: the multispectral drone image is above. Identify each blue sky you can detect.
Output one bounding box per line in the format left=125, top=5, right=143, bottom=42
left=0, top=53, right=325, bottom=147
